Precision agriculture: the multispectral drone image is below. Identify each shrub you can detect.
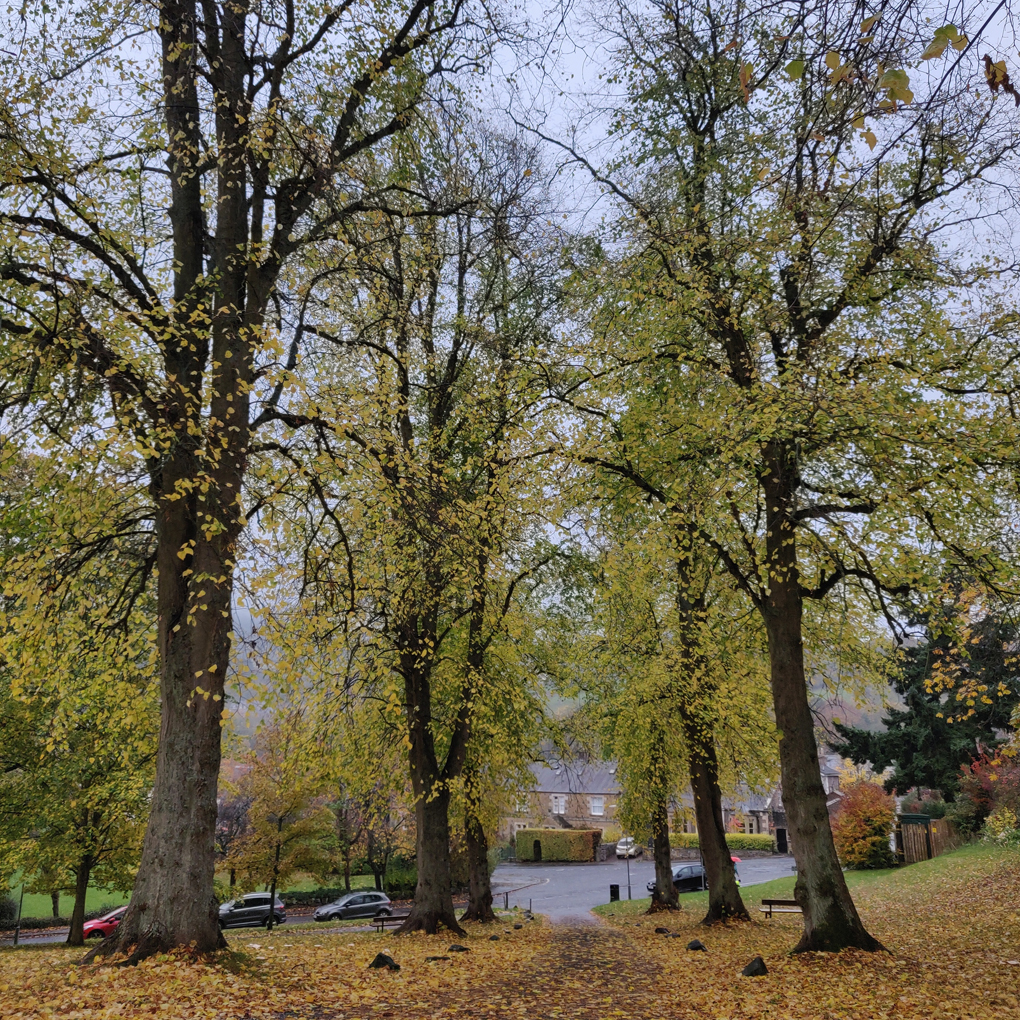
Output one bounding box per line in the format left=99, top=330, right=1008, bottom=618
left=900, top=790, right=947, bottom=818
left=984, top=806, right=1020, bottom=849
left=515, top=828, right=602, bottom=862
left=832, top=781, right=896, bottom=869
left=669, top=832, right=777, bottom=852
left=954, top=751, right=1020, bottom=835
left=0, top=896, right=17, bottom=923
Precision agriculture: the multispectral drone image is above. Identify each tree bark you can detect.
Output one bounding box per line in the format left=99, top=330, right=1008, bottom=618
left=683, top=719, right=748, bottom=924
left=762, top=445, right=882, bottom=952
left=460, top=805, right=495, bottom=922
left=646, top=793, right=679, bottom=913
left=51, top=891, right=60, bottom=918
left=399, top=788, right=463, bottom=934
left=66, top=856, right=92, bottom=946
left=267, top=829, right=282, bottom=932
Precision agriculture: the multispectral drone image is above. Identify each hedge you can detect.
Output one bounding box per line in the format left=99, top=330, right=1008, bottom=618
left=670, top=832, right=777, bottom=852
left=516, top=828, right=602, bottom=862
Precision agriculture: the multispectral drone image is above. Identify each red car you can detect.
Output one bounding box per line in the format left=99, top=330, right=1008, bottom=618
left=83, top=906, right=127, bottom=939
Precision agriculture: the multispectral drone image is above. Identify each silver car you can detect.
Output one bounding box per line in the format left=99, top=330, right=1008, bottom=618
left=313, top=890, right=392, bottom=922
left=616, top=836, right=643, bottom=858
left=218, top=893, right=286, bottom=929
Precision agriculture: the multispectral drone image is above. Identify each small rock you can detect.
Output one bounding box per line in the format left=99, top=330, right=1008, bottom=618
left=655, top=926, right=671, bottom=934
left=513, top=923, right=523, bottom=929
left=687, top=939, right=707, bottom=952
left=425, top=955, right=449, bottom=962
left=503, top=929, right=511, bottom=934
left=489, top=934, right=500, bottom=941
left=669, top=933, right=684, bottom=939
left=368, top=952, right=400, bottom=971
left=741, top=955, right=768, bottom=977
left=448, top=944, right=470, bottom=953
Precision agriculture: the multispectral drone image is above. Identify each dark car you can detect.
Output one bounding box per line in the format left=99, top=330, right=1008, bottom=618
left=218, top=893, right=286, bottom=929
left=313, top=890, right=392, bottom=922
left=646, top=862, right=742, bottom=895
left=83, top=905, right=127, bottom=939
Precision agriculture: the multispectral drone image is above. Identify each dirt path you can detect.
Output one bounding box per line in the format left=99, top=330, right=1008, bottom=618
left=430, top=921, right=662, bottom=1019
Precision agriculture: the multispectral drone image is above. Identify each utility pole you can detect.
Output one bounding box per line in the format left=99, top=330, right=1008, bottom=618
left=626, top=854, right=632, bottom=900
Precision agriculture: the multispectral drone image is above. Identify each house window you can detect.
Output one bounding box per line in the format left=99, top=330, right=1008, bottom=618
left=551, top=794, right=567, bottom=815
left=516, top=796, right=529, bottom=814
left=590, top=796, right=605, bottom=816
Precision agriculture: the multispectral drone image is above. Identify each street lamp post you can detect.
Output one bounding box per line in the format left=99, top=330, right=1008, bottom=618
left=626, top=853, right=632, bottom=900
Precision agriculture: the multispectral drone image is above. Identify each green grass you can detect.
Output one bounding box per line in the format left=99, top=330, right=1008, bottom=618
left=3, top=882, right=129, bottom=921
left=591, top=843, right=994, bottom=918
left=277, top=873, right=377, bottom=893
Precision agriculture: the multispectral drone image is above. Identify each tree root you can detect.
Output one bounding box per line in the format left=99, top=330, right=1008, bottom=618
left=397, top=908, right=466, bottom=936
left=646, top=897, right=680, bottom=914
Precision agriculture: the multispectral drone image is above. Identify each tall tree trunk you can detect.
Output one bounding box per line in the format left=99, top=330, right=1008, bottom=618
left=51, top=891, right=60, bottom=918
left=646, top=793, right=679, bottom=913
left=66, top=856, right=92, bottom=947
left=343, top=851, right=351, bottom=893
left=267, top=830, right=281, bottom=932
left=461, top=804, right=495, bottom=923
left=683, top=719, right=748, bottom=923
left=672, top=535, right=747, bottom=923
left=762, top=447, right=882, bottom=952
left=399, top=788, right=463, bottom=934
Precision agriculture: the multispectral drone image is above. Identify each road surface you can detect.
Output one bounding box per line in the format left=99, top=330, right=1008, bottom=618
left=490, top=855, right=797, bottom=922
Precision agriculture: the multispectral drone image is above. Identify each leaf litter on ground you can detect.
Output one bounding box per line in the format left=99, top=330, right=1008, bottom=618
left=1, top=845, right=1017, bottom=1018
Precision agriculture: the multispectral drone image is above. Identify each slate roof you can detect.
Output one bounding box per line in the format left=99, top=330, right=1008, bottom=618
left=529, top=760, right=622, bottom=796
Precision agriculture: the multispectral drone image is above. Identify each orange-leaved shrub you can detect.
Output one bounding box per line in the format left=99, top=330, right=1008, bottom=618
left=832, top=781, right=896, bottom=870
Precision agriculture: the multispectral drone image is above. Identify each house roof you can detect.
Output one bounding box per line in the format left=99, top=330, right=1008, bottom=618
left=530, top=760, right=622, bottom=796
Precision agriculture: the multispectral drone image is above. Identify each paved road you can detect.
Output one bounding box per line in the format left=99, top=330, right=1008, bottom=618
left=2, top=858, right=797, bottom=943
left=490, top=855, right=797, bottom=922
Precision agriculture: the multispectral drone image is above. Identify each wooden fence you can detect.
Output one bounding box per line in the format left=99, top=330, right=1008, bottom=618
left=897, top=815, right=958, bottom=864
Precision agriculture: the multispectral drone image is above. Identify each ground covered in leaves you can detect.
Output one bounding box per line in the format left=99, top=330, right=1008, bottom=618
left=1, top=844, right=1017, bottom=1019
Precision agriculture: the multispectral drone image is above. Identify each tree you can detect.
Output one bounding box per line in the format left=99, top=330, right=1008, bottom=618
left=831, top=782, right=896, bottom=870
left=227, top=719, right=332, bottom=931
left=214, top=793, right=251, bottom=892
left=0, top=0, right=478, bottom=959
left=0, top=451, right=158, bottom=945
left=573, top=516, right=772, bottom=922
left=833, top=604, right=1019, bottom=799
left=247, top=124, right=563, bottom=933
left=557, top=0, right=1020, bottom=951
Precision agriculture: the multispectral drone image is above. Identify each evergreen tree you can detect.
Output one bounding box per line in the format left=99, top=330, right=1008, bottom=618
left=833, top=614, right=1019, bottom=800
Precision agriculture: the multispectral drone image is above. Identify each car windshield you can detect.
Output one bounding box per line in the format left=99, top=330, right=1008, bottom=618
left=220, top=900, right=235, bottom=910
left=331, top=894, right=356, bottom=905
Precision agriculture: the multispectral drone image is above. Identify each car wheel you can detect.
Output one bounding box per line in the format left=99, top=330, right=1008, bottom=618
left=86, top=930, right=103, bottom=939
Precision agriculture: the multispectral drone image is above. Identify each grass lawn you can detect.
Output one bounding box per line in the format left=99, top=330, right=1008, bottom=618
left=3, top=879, right=129, bottom=922
left=592, top=846, right=971, bottom=919
left=1, top=844, right=1017, bottom=1019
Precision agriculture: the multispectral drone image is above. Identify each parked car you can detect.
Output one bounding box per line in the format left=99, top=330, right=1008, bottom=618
left=646, top=861, right=742, bottom=894
left=218, top=893, right=286, bottom=929
left=83, top=905, right=127, bottom=939
left=616, top=836, right=643, bottom=858
left=313, top=890, right=392, bottom=922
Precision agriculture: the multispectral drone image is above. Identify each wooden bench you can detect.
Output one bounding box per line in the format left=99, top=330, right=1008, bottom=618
left=372, top=913, right=410, bottom=932
left=759, top=899, right=802, bottom=918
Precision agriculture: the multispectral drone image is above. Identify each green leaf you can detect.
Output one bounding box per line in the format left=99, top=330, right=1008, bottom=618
left=785, top=59, right=805, bottom=80
left=921, top=39, right=949, bottom=60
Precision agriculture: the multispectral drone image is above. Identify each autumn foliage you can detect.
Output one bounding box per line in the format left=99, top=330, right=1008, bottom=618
left=832, top=782, right=896, bottom=870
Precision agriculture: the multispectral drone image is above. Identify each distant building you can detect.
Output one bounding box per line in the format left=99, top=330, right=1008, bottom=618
left=502, top=761, right=622, bottom=840
left=499, top=749, right=852, bottom=850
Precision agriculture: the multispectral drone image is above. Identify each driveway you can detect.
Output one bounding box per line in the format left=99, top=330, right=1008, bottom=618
left=491, top=855, right=797, bottom=922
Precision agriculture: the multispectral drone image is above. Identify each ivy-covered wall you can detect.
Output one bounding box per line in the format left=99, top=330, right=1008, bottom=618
left=515, top=827, right=602, bottom=861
